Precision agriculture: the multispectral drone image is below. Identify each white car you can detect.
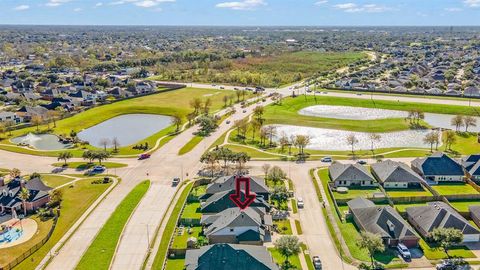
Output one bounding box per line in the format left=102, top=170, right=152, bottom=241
left=297, top=197, right=304, bottom=208
left=397, top=243, right=411, bottom=260
left=321, top=156, right=332, bottom=162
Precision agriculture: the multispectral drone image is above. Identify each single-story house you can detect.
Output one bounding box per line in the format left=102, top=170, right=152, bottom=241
left=470, top=206, right=480, bottom=228
left=411, top=152, right=465, bottom=183
left=201, top=175, right=270, bottom=200
left=185, top=243, right=279, bottom=270
left=329, top=162, right=376, bottom=188
left=16, top=105, right=49, bottom=122
left=0, top=177, right=52, bottom=214
left=0, top=111, right=22, bottom=123
left=200, top=190, right=270, bottom=214
left=201, top=207, right=272, bottom=245
left=347, top=198, right=419, bottom=248
left=461, top=155, right=480, bottom=181
left=371, top=160, right=425, bottom=189
left=406, top=202, right=480, bottom=243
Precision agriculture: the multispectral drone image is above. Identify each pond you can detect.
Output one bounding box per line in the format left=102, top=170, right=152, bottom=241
left=11, top=133, right=73, bottom=150
left=77, top=114, right=173, bottom=148
left=273, top=125, right=432, bottom=151
left=299, top=105, right=480, bottom=132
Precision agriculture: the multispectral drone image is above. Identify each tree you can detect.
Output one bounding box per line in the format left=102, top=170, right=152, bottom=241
left=58, top=151, right=73, bottom=165
left=369, top=133, right=381, bottom=158
left=444, top=130, right=456, bottom=150
left=203, top=98, right=212, bottom=115
left=250, top=118, right=261, bottom=142
left=112, top=137, right=120, bottom=153
left=346, top=134, right=359, bottom=157
left=190, top=98, right=202, bottom=115
left=171, top=114, right=183, bottom=132
left=274, top=236, right=301, bottom=267
left=233, top=152, right=250, bottom=173
left=423, top=132, right=439, bottom=152
left=0, top=122, right=5, bottom=139
left=265, top=126, right=277, bottom=146
left=93, top=150, right=110, bottom=165
left=279, top=132, right=290, bottom=153
left=217, top=147, right=234, bottom=172
left=47, top=110, right=60, bottom=128
left=48, top=189, right=63, bottom=208
left=82, top=150, right=95, bottom=163
left=430, top=227, right=463, bottom=258
left=18, top=187, right=30, bottom=216
left=259, top=127, right=268, bottom=146
left=253, top=106, right=265, bottom=124
left=357, top=231, right=385, bottom=268
left=187, top=112, right=196, bottom=126
left=451, top=115, right=465, bottom=132
left=262, top=164, right=271, bottom=178
left=271, top=186, right=289, bottom=209
left=4, top=120, right=14, bottom=136
left=196, top=115, right=218, bottom=136
left=9, top=168, right=21, bottom=179
left=268, top=166, right=286, bottom=185
left=222, top=95, right=228, bottom=107
left=31, top=115, right=43, bottom=132
left=99, top=138, right=110, bottom=151
left=294, top=135, right=310, bottom=156
left=464, top=116, right=477, bottom=132
left=200, top=151, right=218, bottom=177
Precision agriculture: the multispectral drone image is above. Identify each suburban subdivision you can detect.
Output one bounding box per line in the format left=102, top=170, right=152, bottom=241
left=2, top=5, right=480, bottom=270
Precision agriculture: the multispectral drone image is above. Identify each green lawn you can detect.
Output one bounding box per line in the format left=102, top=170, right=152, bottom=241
left=76, top=180, right=150, bottom=270
left=151, top=182, right=194, bottom=270
left=431, top=183, right=479, bottom=196
left=449, top=200, right=480, bottom=212
left=268, top=247, right=302, bottom=270
left=165, top=257, right=185, bottom=270
left=52, top=162, right=128, bottom=170
left=420, top=239, right=475, bottom=260
left=294, top=220, right=303, bottom=235
left=171, top=226, right=203, bottom=249
left=385, top=187, right=432, bottom=198
left=191, top=185, right=207, bottom=197
left=274, top=220, right=293, bottom=235
left=332, top=187, right=382, bottom=200
left=1, top=87, right=236, bottom=157
left=178, top=135, right=204, bottom=155
left=10, top=179, right=113, bottom=270
left=394, top=203, right=428, bottom=213
left=291, top=199, right=298, bottom=214
left=40, top=174, right=75, bottom=188
left=181, top=202, right=202, bottom=220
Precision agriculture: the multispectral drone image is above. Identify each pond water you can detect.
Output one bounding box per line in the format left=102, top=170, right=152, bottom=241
left=77, top=114, right=173, bottom=148
left=299, top=105, right=480, bottom=132
left=11, top=133, right=73, bottom=150
left=273, top=125, right=432, bottom=151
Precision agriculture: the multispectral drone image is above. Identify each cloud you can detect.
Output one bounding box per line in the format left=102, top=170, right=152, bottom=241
left=315, top=0, right=328, bottom=6
left=108, top=0, right=174, bottom=8
left=216, top=0, right=266, bottom=10
left=46, top=0, right=72, bottom=7
left=444, top=7, right=462, bottom=12
left=464, top=0, right=480, bottom=7
left=14, top=5, right=30, bottom=10
left=333, top=3, right=389, bottom=13
left=73, top=7, right=83, bottom=12
left=95, top=2, right=104, bottom=7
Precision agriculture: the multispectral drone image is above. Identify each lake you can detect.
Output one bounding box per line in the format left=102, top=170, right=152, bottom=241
left=11, top=133, right=73, bottom=150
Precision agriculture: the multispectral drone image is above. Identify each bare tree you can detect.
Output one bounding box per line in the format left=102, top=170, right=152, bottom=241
left=346, top=134, right=359, bottom=157
left=369, top=133, right=381, bottom=158
left=262, top=164, right=271, bottom=178
left=464, top=116, right=477, bottom=132
left=451, top=115, right=464, bottom=132
left=99, top=138, right=110, bottom=151
left=265, top=126, right=277, bottom=146
left=294, top=134, right=311, bottom=156
left=112, top=137, right=120, bottom=152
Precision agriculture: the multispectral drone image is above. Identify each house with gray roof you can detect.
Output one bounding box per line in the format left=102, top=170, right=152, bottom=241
left=185, top=244, right=279, bottom=270
left=347, top=198, right=419, bottom=248
left=411, top=152, right=465, bottom=183
left=371, top=160, right=425, bottom=189
left=406, top=202, right=480, bottom=243
left=329, top=162, right=376, bottom=188
left=201, top=175, right=270, bottom=200
left=200, top=207, right=272, bottom=245
left=200, top=189, right=270, bottom=214
left=470, top=206, right=480, bottom=228
left=0, top=177, right=52, bottom=217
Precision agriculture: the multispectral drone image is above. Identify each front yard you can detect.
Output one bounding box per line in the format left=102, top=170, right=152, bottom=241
left=274, top=220, right=293, bottom=235
left=171, top=226, right=203, bottom=249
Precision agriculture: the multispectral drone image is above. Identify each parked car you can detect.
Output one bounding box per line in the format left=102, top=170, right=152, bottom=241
left=357, top=160, right=367, bottom=165
left=436, top=260, right=456, bottom=270
left=234, top=87, right=239, bottom=90
left=242, top=110, right=247, bottom=113
left=297, top=197, right=304, bottom=208
left=312, top=256, right=322, bottom=270
left=220, top=86, right=225, bottom=89
left=138, top=153, right=151, bottom=160
left=396, top=243, right=411, bottom=260
left=226, top=120, right=231, bottom=124
left=90, top=165, right=105, bottom=174
left=172, top=177, right=180, bottom=186
left=321, top=156, right=332, bottom=162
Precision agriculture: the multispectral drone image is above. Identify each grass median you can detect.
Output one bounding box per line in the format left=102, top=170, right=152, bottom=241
left=75, top=180, right=151, bottom=270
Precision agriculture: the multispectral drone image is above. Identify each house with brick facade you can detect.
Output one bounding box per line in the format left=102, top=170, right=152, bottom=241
left=0, top=177, right=52, bottom=217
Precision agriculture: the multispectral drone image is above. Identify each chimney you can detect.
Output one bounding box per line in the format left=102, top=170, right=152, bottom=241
left=0, top=177, right=4, bottom=187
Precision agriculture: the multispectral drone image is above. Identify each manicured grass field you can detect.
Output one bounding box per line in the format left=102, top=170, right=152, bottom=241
left=332, top=187, right=382, bottom=200
left=181, top=202, right=202, bottom=220
left=40, top=174, right=74, bottom=188
left=178, top=135, right=204, bottom=155
left=165, top=257, right=185, bottom=270
left=394, top=203, right=428, bottom=213
left=431, top=183, right=479, bottom=196
left=449, top=200, right=480, bottom=212
left=274, top=220, right=293, bottom=235
left=385, top=187, right=432, bottom=198
left=291, top=199, right=298, bottom=214
left=171, top=226, right=202, bottom=249
left=52, top=162, right=128, bottom=170
left=76, top=180, right=150, bottom=270
left=420, top=239, right=475, bottom=260
left=11, top=178, right=113, bottom=270
left=294, top=220, right=303, bottom=235
left=191, top=185, right=207, bottom=197
left=151, top=182, right=194, bottom=270
left=268, top=247, right=302, bottom=270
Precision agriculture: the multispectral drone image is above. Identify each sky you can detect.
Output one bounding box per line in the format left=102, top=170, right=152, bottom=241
left=0, top=0, right=479, bottom=26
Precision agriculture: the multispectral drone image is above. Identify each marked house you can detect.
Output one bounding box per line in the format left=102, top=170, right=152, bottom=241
left=411, top=152, right=465, bottom=183
left=200, top=207, right=272, bottom=245
left=329, top=162, right=376, bottom=187
left=201, top=175, right=270, bottom=201
left=185, top=243, right=279, bottom=270
left=347, top=198, right=420, bottom=248
left=200, top=189, right=270, bottom=214
left=0, top=177, right=52, bottom=214
left=371, top=160, right=425, bottom=189
left=406, top=202, right=480, bottom=243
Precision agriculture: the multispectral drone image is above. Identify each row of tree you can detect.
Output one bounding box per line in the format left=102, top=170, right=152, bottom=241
left=200, top=147, right=251, bottom=177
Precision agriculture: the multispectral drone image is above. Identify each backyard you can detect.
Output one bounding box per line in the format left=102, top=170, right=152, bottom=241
left=431, top=183, right=479, bottom=196
left=385, top=187, right=432, bottom=198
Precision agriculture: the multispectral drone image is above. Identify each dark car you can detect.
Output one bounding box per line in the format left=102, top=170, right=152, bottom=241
left=138, top=153, right=151, bottom=160
left=172, top=177, right=180, bottom=186
left=357, top=160, right=367, bottom=165
left=312, top=256, right=322, bottom=270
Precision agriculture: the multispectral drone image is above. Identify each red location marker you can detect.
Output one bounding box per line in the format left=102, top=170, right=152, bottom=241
left=229, top=176, right=256, bottom=210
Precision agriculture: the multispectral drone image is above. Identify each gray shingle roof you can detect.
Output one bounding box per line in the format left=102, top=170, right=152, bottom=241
left=205, top=175, right=269, bottom=196
left=204, top=207, right=264, bottom=236
left=347, top=197, right=375, bottom=210
left=411, top=152, right=464, bottom=176
left=329, top=162, right=374, bottom=182
left=185, top=244, right=279, bottom=270
left=372, top=160, right=424, bottom=183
